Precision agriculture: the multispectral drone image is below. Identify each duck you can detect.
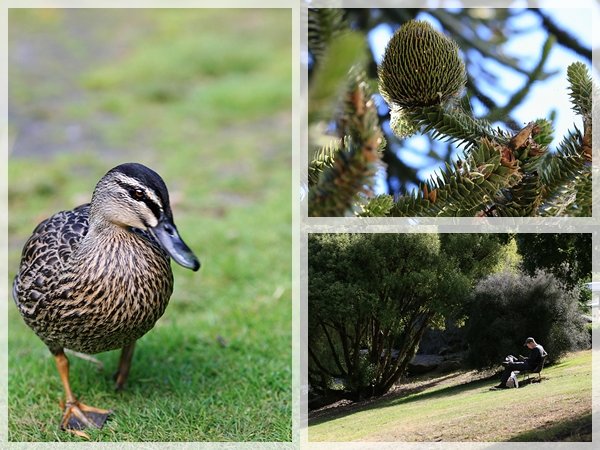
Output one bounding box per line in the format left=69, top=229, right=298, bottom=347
left=12, top=162, right=200, bottom=433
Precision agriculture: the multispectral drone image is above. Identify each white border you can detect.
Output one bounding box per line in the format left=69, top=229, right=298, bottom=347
left=3, top=0, right=599, bottom=448
left=1, top=0, right=8, bottom=443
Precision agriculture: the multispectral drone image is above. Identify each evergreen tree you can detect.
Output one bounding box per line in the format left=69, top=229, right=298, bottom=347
left=308, top=9, right=593, bottom=217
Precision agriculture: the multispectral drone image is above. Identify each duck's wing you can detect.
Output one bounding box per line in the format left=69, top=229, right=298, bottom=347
left=13, top=204, right=90, bottom=319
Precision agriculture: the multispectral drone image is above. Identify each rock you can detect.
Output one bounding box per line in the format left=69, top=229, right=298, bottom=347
left=408, top=354, right=444, bottom=374
left=437, top=359, right=462, bottom=373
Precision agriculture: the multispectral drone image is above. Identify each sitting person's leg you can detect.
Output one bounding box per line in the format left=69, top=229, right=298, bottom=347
left=499, top=361, right=527, bottom=387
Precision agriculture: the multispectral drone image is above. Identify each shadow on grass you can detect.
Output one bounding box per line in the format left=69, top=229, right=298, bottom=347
left=310, top=359, right=576, bottom=426
left=309, top=370, right=498, bottom=426
left=508, top=412, right=592, bottom=442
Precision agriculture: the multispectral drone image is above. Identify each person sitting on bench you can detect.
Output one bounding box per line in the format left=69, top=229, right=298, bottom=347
left=495, top=337, right=547, bottom=389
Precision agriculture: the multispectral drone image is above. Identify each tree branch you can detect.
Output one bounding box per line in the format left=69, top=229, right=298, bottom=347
left=531, top=9, right=592, bottom=62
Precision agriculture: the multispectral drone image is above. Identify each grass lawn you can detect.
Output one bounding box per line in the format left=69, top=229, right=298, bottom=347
left=308, top=350, right=592, bottom=442
left=8, top=9, right=291, bottom=442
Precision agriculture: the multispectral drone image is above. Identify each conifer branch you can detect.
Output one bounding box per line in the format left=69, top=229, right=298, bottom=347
left=567, top=62, right=592, bottom=117
left=359, top=195, right=394, bottom=217
left=389, top=138, right=521, bottom=217
left=308, top=8, right=347, bottom=64
left=308, top=16, right=593, bottom=217
left=535, top=129, right=591, bottom=216
left=406, top=105, right=506, bottom=150
left=308, top=141, right=340, bottom=187
left=308, top=71, right=385, bottom=216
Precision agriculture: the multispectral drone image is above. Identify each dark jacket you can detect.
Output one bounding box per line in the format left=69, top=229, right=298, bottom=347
left=525, top=344, right=547, bottom=370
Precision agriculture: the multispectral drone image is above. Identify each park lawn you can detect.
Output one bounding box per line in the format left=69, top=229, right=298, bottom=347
left=8, top=9, right=291, bottom=442
left=309, top=350, right=592, bottom=442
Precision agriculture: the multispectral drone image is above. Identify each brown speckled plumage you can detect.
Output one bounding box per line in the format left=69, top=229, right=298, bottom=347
left=13, top=204, right=173, bottom=354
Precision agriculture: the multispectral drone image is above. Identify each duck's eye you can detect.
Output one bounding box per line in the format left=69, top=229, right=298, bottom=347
left=130, top=189, right=145, bottom=200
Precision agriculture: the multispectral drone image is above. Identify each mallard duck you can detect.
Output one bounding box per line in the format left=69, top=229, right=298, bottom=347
left=13, top=162, right=200, bottom=433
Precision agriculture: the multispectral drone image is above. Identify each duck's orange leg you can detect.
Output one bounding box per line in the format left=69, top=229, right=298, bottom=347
left=54, top=351, right=112, bottom=431
left=113, top=342, right=136, bottom=391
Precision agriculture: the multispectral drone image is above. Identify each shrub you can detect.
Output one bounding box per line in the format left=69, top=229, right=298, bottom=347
left=465, top=270, right=589, bottom=368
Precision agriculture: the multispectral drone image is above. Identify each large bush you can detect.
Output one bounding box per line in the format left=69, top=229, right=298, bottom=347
left=466, top=270, right=589, bottom=368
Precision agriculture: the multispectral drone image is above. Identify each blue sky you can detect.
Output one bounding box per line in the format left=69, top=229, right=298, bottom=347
left=367, top=6, right=595, bottom=194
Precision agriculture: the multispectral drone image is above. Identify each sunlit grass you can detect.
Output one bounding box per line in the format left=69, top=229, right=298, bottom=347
left=308, top=350, right=591, bottom=442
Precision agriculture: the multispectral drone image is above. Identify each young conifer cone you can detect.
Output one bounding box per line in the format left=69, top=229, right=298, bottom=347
left=378, top=20, right=466, bottom=109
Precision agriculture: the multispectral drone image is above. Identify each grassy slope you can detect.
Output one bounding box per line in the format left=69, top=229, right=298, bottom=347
left=309, top=350, right=592, bottom=442
left=8, top=9, right=291, bottom=442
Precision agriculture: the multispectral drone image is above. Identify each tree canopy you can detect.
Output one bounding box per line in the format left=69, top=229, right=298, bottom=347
left=515, top=233, right=591, bottom=291
left=308, top=233, right=504, bottom=403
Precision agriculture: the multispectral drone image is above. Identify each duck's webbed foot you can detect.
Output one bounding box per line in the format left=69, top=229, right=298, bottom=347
left=53, top=350, right=112, bottom=435
left=60, top=400, right=112, bottom=431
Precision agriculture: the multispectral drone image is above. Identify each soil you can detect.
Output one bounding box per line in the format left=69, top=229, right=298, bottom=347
left=308, top=367, right=499, bottom=422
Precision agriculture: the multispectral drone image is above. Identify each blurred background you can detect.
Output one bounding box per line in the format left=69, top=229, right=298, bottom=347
left=8, top=9, right=291, bottom=442
left=307, top=5, right=597, bottom=196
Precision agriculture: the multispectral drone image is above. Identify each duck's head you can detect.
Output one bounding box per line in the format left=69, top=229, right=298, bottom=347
left=90, top=162, right=200, bottom=271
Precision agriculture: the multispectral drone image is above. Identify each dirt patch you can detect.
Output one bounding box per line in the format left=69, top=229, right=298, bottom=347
left=361, top=397, right=591, bottom=442
left=309, top=352, right=591, bottom=442
left=308, top=367, right=499, bottom=422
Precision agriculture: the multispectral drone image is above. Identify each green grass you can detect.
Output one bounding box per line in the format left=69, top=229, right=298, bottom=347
left=8, top=9, right=291, bottom=442
left=309, top=350, right=592, bottom=442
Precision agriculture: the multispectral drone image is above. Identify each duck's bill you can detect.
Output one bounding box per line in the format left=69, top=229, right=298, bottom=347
left=149, top=217, right=200, bottom=271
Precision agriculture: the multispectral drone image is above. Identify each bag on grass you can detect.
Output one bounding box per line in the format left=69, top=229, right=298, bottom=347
left=506, top=371, right=519, bottom=388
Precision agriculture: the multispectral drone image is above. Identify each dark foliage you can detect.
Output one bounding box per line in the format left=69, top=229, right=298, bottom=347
left=515, top=233, right=591, bottom=291
left=465, top=270, right=590, bottom=369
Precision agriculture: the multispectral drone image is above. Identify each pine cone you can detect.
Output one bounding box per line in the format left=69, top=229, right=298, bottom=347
left=378, top=20, right=466, bottom=109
